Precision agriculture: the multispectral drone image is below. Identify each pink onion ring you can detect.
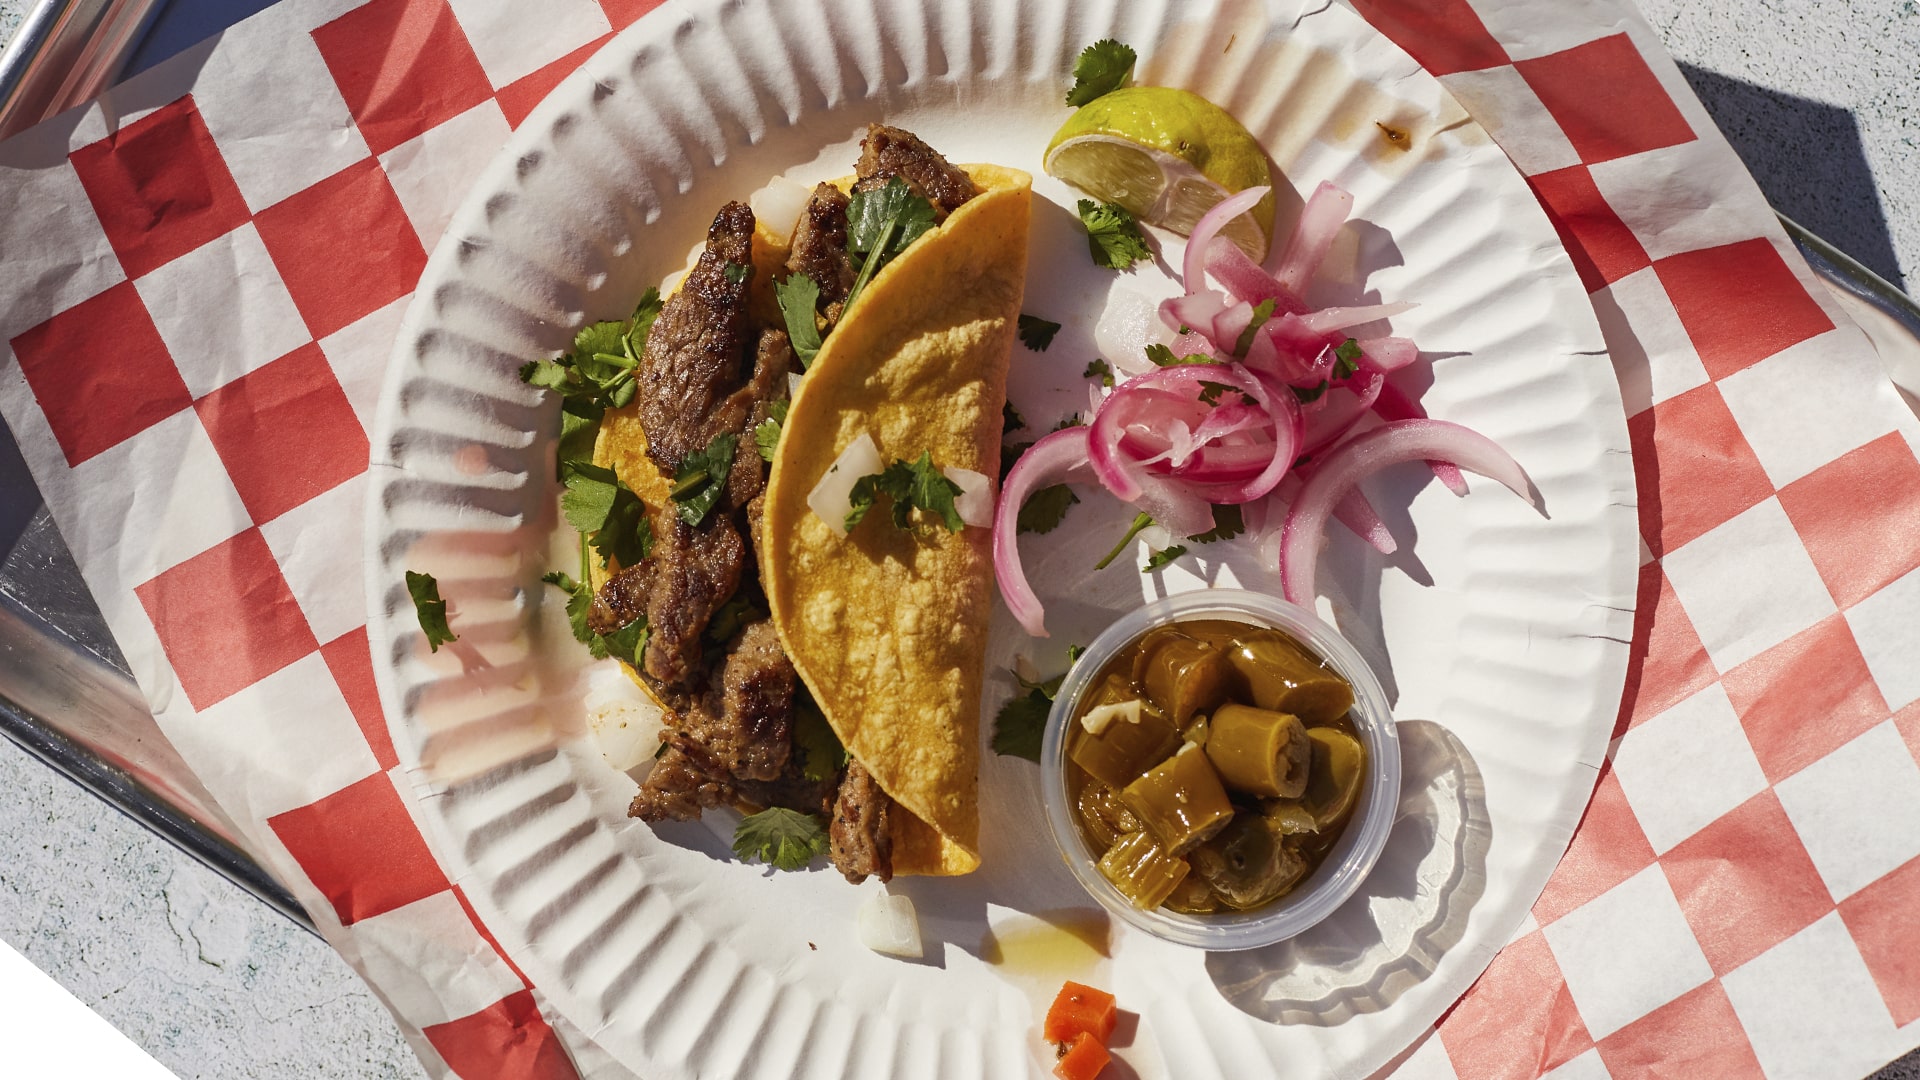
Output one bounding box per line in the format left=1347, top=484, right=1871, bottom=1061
left=1185, top=185, right=1271, bottom=292
left=1373, top=379, right=1470, bottom=494
left=1204, top=238, right=1308, bottom=314
left=1275, top=181, right=1354, bottom=295
left=1280, top=420, right=1536, bottom=605
left=994, top=427, right=1095, bottom=636
left=1298, top=301, right=1416, bottom=336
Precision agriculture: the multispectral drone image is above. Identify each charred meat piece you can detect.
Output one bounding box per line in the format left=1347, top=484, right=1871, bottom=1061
left=721, top=328, right=794, bottom=511
left=854, top=124, right=979, bottom=216
left=829, top=759, right=895, bottom=884
left=630, top=742, right=735, bottom=822
left=588, top=558, right=653, bottom=639
left=637, top=201, right=757, bottom=474
left=640, top=513, right=746, bottom=691
left=677, top=619, right=795, bottom=782
left=785, top=182, right=858, bottom=322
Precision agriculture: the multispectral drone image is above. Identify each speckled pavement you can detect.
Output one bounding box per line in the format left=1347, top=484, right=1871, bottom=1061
left=0, top=1, right=1914, bottom=1077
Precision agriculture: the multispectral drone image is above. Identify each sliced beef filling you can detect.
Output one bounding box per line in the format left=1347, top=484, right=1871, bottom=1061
left=785, top=183, right=858, bottom=327
left=637, top=200, right=757, bottom=475
left=829, top=760, right=894, bottom=884
left=853, top=124, right=979, bottom=217
left=676, top=619, right=794, bottom=782
left=722, top=329, right=794, bottom=510
left=630, top=742, right=734, bottom=822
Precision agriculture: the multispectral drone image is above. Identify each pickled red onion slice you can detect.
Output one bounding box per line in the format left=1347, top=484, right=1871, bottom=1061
left=1275, top=180, right=1354, bottom=296
left=1185, top=185, right=1271, bottom=293
left=994, top=427, right=1094, bottom=637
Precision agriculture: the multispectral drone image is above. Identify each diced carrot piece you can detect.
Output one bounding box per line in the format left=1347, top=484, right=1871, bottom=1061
left=1053, top=1032, right=1111, bottom=1080
left=1044, top=981, right=1118, bottom=1043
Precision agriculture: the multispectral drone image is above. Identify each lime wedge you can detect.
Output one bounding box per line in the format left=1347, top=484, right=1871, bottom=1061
left=1046, top=86, right=1275, bottom=261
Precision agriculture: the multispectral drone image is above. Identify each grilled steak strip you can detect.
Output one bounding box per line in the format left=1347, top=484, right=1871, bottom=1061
left=630, top=742, right=735, bottom=822
left=677, top=619, right=794, bottom=782
left=829, top=760, right=894, bottom=884
left=641, top=513, right=746, bottom=691
left=637, top=201, right=757, bottom=475
left=723, top=329, right=794, bottom=511
left=785, top=182, right=858, bottom=326
left=853, top=124, right=979, bottom=216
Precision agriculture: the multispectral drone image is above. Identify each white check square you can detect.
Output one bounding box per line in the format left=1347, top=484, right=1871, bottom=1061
left=1775, top=721, right=1920, bottom=901
left=319, top=295, right=413, bottom=435
left=1610, top=683, right=1769, bottom=854
left=1436, top=67, right=1580, bottom=175
left=349, top=890, right=525, bottom=1028
left=1722, top=913, right=1901, bottom=1080
left=259, top=474, right=369, bottom=646
left=1543, top=864, right=1712, bottom=1039
left=133, top=224, right=313, bottom=398
left=61, top=411, right=250, bottom=590
left=444, top=0, right=610, bottom=88
left=1846, top=567, right=1920, bottom=711
left=190, top=31, right=372, bottom=211
left=1719, top=327, right=1903, bottom=489
left=1662, top=498, right=1836, bottom=671
left=1594, top=268, right=1707, bottom=415
left=380, top=102, right=514, bottom=252
left=1589, top=141, right=1778, bottom=263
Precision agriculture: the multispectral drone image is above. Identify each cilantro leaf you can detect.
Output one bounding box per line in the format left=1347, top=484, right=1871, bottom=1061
left=670, top=433, right=738, bottom=527
left=733, top=807, right=829, bottom=871
left=1003, top=401, right=1026, bottom=435
left=1145, top=343, right=1218, bottom=367
left=1294, top=381, right=1329, bottom=403
left=1076, top=199, right=1153, bottom=270
left=557, top=399, right=605, bottom=466
left=560, top=461, right=622, bottom=533
left=598, top=612, right=649, bottom=668
left=1234, top=298, right=1277, bottom=357
left=845, top=177, right=937, bottom=310
left=541, top=571, right=595, bottom=646
left=1333, top=337, right=1362, bottom=379
left=561, top=461, right=653, bottom=568
left=1018, top=314, right=1062, bottom=351
left=1143, top=544, right=1188, bottom=572
left=754, top=399, right=789, bottom=463
left=723, top=262, right=751, bottom=285
left=1053, top=414, right=1087, bottom=431
left=1067, top=644, right=1087, bottom=665
left=1197, top=380, right=1256, bottom=407
left=775, top=274, right=825, bottom=369
left=406, top=571, right=456, bottom=652
left=521, top=289, right=663, bottom=473
left=706, top=594, right=764, bottom=644
left=1188, top=503, right=1245, bottom=544
left=1017, top=483, right=1079, bottom=535
left=541, top=571, right=647, bottom=664
left=1066, top=39, right=1136, bottom=107
left=1000, top=441, right=1032, bottom=485
left=992, top=690, right=1050, bottom=762
left=845, top=451, right=964, bottom=533
left=792, top=693, right=849, bottom=784
left=1083, top=358, right=1115, bottom=388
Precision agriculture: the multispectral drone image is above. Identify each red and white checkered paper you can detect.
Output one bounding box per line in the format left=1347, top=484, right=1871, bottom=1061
left=0, top=0, right=1915, bottom=1076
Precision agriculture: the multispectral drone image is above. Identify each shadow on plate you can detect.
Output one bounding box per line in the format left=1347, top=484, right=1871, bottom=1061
left=1203, top=718, right=1490, bottom=1024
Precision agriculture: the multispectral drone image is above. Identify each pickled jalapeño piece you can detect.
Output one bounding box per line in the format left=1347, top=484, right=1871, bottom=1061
left=1189, top=813, right=1309, bottom=910
left=1098, top=830, right=1190, bottom=909
left=1120, top=743, right=1234, bottom=854
left=1204, top=703, right=1313, bottom=799
left=1069, top=696, right=1179, bottom=789
left=1301, top=727, right=1367, bottom=831
left=1136, top=631, right=1235, bottom=726
left=1227, top=630, right=1355, bottom=724
left=1263, top=800, right=1320, bottom=835
left=1163, top=871, right=1222, bottom=915
left=1075, top=782, right=1143, bottom=851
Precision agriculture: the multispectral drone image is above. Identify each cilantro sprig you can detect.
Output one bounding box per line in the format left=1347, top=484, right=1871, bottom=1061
left=562, top=461, right=654, bottom=568
left=406, top=571, right=456, bottom=652
left=1003, top=402, right=1027, bottom=435
left=1017, top=484, right=1079, bottom=535
left=542, top=560, right=648, bottom=667
left=845, top=177, right=937, bottom=311
left=1018, top=314, right=1062, bottom=351
left=1066, top=40, right=1137, bottom=106
left=1234, top=298, right=1277, bottom=357
left=1084, top=358, right=1115, bottom=388
left=670, top=432, right=739, bottom=527
left=1077, top=199, right=1153, bottom=270
left=754, top=399, right=790, bottom=463
left=1145, top=343, right=1217, bottom=367
left=845, top=451, right=965, bottom=533
left=792, top=691, right=849, bottom=784
left=775, top=274, right=825, bottom=369
left=520, top=291, right=664, bottom=471
left=991, top=646, right=1085, bottom=761
left=732, top=807, right=829, bottom=871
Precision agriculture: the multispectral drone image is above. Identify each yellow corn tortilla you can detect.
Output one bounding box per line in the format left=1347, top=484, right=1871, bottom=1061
left=763, top=164, right=1032, bottom=875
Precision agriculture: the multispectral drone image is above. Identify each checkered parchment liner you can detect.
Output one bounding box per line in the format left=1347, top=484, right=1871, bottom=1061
left=0, top=0, right=1915, bottom=1076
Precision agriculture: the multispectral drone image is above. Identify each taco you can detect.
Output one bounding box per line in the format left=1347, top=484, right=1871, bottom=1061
left=584, top=126, right=1031, bottom=881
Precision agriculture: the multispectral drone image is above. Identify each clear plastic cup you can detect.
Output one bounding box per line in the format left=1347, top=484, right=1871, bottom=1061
left=1040, top=588, right=1401, bottom=950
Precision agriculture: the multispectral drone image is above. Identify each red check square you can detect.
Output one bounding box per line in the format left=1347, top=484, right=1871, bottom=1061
left=1514, top=34, right=1695, bottom=165
left=1654, top=238, right=1835, bottom=381
left=68, top=95, right=251, bottom=279
left=1724, top=616, right=1888, bottom=784
left=1437, top=930, right=1594, bottom=1078
left=422, top=990, right=576, bottom=1080
left=311, top=0, right=496, bottom=156
left=1779, top=433, right=1920, bottom=609
left=496, top=32, right=615, bottom=129
left=268, top=772, right=449, bottom=926
left=1663, top=791, right=1833, bottom=974
left=1595, top=981, right=1765, bottom=1077
left=195, top=343, right=368, bottom=524
left=134, top=528, right=318, bottom=709
left=1627, top=383, right=1775, bottom=557
left=1347, top=0, right=1508, bottom=76
left=597, top=0, right=666, bottom=31
left=1533, top=768, right=1657, bottom=926
left=1838, top=854, right=1920, bottom=1025
left=1616, top=562, right=1717, bottom=736
left=1526, top=165, right=1651, bottom=293
left=9, top=282, right=194, bottom=467
left=320, top=627, right=398, bottom=771
left=254, top=159, right=427, bottom=340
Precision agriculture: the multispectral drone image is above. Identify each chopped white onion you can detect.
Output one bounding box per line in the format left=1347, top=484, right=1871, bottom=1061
left=787, top=372, right=805, bottom=401
left=806, top=432, right=884, bottom=535
left=748, top=175, right=813, bottom=241
left=1096, top=289, right=1177, bottom=374
left=856, top=888, right=924, bottom=958
left=943, top=466, right=994, bottom=528
left=583, top=664, right=667, bottom=775
left=1081, top=699, right=1145, bottom=735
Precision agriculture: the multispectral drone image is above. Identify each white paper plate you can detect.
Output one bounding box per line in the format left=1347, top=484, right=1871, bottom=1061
left=364, top=1, right=1638, bottom=1077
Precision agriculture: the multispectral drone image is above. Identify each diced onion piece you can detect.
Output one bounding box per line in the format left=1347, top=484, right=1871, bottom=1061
left=943, top=466, right=994, bottom=528
left=1097, top=290, right=1179, bottom=374
left=583, top=664, right=667, bottom=775
left=1081, top=699, right=1145, bottom=735
left=748, top=175, right=813, bottom=241
left=787, top=371, right=805, bottom=401
left=807, top=432, right=884, bottom=536
left=1280, top=419, right=1536, bottom=605
left=995, top=428, right=1095, bottom=637
left=856, top=889, right=923, bottom=958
